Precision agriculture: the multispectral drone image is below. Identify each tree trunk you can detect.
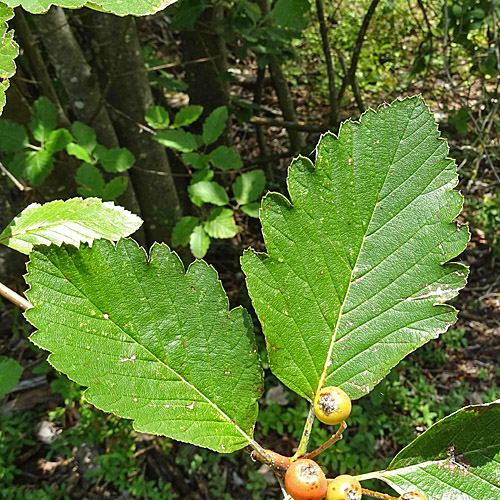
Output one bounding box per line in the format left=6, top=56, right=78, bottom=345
left=179, top=4, right=231, bottom=144
left=80, top=11, right=182, bottom=244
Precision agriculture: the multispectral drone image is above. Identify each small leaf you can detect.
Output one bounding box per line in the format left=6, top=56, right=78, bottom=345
left=241, top=202, right=260, bottom=218
left=233, top=170, right=266, bottom=205
left=0, top=6, right=19, bottom=116
left=155, top=129, right=198, bottom=152
left=23, top=150, right=54, bottom=186
left=202, top=106, right=228, bottom=145
left=102, top=176, right=128, bottom=201
left=29, top=97, right=58, bottom=143
left=378, top=401, right=500, bottom=499
left=172, top=216, right=199, bottom=247
left=241, top=97, right=469, bottom=401
left=67, top=142, right=93, bottom=163
left=191, top=166, right=214, bottom=184
left=145, top=106, right=170, bottom=129
left=76, top=163, right=105, bottom=198
left=24, top=239, right=263, bottom=452
left=208, top=146, right=243, bottom=171
left=45, top=129, right=73, bottom=155
left=71, top=121, right=97, bottom=154
left=173, top=105, right=203, bottom=128
left=182, top=152, right=211, bottom=170
left=0, top=119, right=28, bottom=153
left=0, top=356, right=22, bottom=398
left=96, top=147, right=135, bottom=173
left=189, top=225, right=210, bottom=258
left=170, top=0, right=206, bottom=30
left=0, top=198, right=142, bottom=254
left=188, top=181, right=229, bottom=207
left=205, top=208, right=238, bottom=239
left=271, top=0, right=310, bottom=30
left=4, top=0, right=178, bottom=16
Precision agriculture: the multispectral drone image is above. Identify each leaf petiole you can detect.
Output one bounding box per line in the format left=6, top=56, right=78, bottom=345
left=293, top=403, right=316, bottom=459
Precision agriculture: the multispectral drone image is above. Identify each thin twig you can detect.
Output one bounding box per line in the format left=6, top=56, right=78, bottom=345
left=0, top=281, right=32, bottom=310
left=0, top=162, right=30, bottom=191
left=361, top=489, right=398, bottom=500
left=303, top=421, right=347, bottom=460
left=249, top=116, right=329, bottom=133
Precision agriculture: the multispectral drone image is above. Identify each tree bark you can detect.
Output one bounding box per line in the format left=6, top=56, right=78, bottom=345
left=80, top=11, right=182, bottom=244
left=256, top=0, right=306, bottom=153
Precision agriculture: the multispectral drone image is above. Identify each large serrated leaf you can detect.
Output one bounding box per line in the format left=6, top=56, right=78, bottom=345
left=4, top=0, right=177, bottom=15
left=24, top=239, right=263, bottom=453
left=241, top=97, right=470, bottom=401
left=0, top=4, right=19, bottom=115
left=0, top=198, right=142, bottom=254
left=373, top=401, right=500, bottom=500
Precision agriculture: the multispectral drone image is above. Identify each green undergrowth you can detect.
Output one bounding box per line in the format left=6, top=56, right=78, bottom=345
left=1, top=324, right=492, bottom=500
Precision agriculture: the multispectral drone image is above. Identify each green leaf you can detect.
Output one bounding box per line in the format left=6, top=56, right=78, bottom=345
left=241, top=202, right=260, bottom=218
left=96, top=147, right=135, bottom=173
left=45, top=129, right=73, bottom=155
left=67, top=142, right=93, bottom=163
left=202, top=106, right=228, bottom=145
left=233, top=170, right=266, bottom=205
left=0, top=198, right=142, bottom=254
left=173, top=105, right=203, bottom=128
left=189, top=225, right=210, bottom=258
left=191, top=166, right=214, bottom=184
left=102, top=176, right=128, bottom=201
left=4, top=0, right=178, bottom=16
left=29, top=97, right=58, bottom=143
left=0, top=119, right=28, bottom=153
left=241, top=97, right=470, bottom=401
left=71, top=121, right=97, bottom=154
left=25, top=239, right=262, bottom=452
left=188, top=181, right=229, bottom=207
left=271, top=0, right=310, bottom=30
left=375, top=401, right=500, bottom=499
left=172, top=216, right=199, bottom=247
left=0, top=356, right=22, bottom=398
left=205, top=208, right=238, bottom=239
left=0, top=5, right=19, bottom=116
left=76, top=163, right=105, bottom=198
left=208, top=146, right=243, bottom=171
left=155, top=129, right=198, bottom=152
left=182, top=152, right=211, bottom=170
left=23, top=150, right=54, bottom=186
left=145, top=106, right=170, bottom=129
left=170, top=0, right=207, bottom=30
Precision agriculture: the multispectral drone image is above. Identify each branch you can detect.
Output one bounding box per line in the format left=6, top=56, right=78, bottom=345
left=315, top=0, right=338, bottom=126
left=337, top=0, right=381, bottom=110
left=0, top=281, right=31, bottom=310
left=249, top=116, right=330, bottom=133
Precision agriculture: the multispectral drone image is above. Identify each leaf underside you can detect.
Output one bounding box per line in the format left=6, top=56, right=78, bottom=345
left=241, top=96, right=469, bottom=401
left=0, top=198, right=143, bottom=254
left=4, top=0, right=178, bottom=15
left=379, top=401, right=500, bottom=500
left=25, top=239, right=263, bottom=453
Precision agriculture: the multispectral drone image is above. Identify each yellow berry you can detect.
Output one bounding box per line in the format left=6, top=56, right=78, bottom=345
left=314, top=386, right=352, bottom=425
left=326, top=474, right=361, bottom=500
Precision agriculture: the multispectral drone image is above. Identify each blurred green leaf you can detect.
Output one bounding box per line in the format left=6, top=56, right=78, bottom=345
left=145, top=106, right=170, bottom=129
left=208, top=146, right=243, bottom=171
left=155, top=129, right=198, bottom=152
left=23, top=150, right=54, bottom=186
left=189, top=224, right=210, bottom=258
left=205, top=208, right=238, bottom=239
left=29, top=97, right=58, bottom=143
left=188, top=181, right=229, bottom=207
left=71, top=121, right=97, bottom=154
left=271, top=0, right=310, bottom=30
left=103, top=176, right=128, bottom=201
left=67, top=142, right=93, bottom=163
left=202, top=106, right=228, bottom=145
left=0, top=356, right=22, bottom=398
left=182, top=152, right=211, bottom=170
left=0, top=119, right=28, bottom=153
left=172, top=216, right=199, bottom=246
left=0, top=5, right=19, bottom=116
left=96, top=147, right=135, bottom=173
left=233, top=170, right=266, bottom=205
left=173, top=105, right=203, bottom=128
left=191, top=166, right=214, bottom=184
left=76, top=163, right=105, bottom=197
left=170, top=0, right=207, bottom=30
left=45, top=129, right=73, bottom=155
left=241, top=202, right=260, bottom=218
